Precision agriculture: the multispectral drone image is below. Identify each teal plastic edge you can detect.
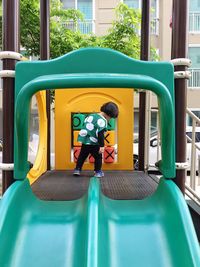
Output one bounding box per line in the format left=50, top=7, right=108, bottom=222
left=156, top=178, right=200, bottom=265
left=15, top=48, right=174, bottom=101
left=0, top=180, right=27, bottom=233
left=14, top=73, right=175, bottom=179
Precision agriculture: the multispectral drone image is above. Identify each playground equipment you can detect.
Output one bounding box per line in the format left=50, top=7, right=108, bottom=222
left=0, top=48, right=199, bottom=266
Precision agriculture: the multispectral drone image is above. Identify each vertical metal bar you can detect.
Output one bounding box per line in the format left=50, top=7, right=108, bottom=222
left=190, top=119, right=196, bottom=189
left=171, top=0, right=188, bottom=193
left=192, top=13, right=194, bottom=31
left=40, top=0, right=51, bottom=170
left=156, top=111, right=160, bottom=162
left=138, top=0, right=150, bottom=170
left=2, top=0, right=20, bottom=193
left=144, top=90, right=151, bottom=169
left=198, top=155, right=200, bottom=185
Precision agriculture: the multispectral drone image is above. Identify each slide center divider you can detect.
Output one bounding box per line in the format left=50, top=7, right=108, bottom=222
left=86, top=177, right=100, bottom=267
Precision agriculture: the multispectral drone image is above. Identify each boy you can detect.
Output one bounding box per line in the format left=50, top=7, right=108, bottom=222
left=73, top=102, right=119, bottom=178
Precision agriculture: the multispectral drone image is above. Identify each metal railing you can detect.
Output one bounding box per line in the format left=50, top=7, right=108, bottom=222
left=189, top=12, right=200, bottom=32
left=0, top=51, right=28, bottom=197
left=62, top=20, right=95, bottom=34
left=145, top=107, right=200, bottom=204
left=151, top=18, right=159, bottom=35
left=186, top=108, right=200, bottom=204
left=63, top=18, right=159, bottom=36
left=188, top=68, right=200, bottom=88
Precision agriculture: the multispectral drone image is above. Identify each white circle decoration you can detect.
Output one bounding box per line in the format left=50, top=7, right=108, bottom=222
left=97, top=118, right=106, bottom=128
left=85, top=116, right=93, bottom=123
left=90, top=137, right=98, bottom=143
left=79, top=129, right=87, bottom=137
left=86, top=123, right=94, bottom=131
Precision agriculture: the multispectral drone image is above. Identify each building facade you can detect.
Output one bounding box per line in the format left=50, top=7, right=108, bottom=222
left=61, top=0, right=200, bottom=116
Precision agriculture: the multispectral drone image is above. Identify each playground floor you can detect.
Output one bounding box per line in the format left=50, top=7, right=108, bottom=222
left=0, top=170, right=158, bottom=200
left=0, top=170, right=200, bottom=201
left=31, top=170, right=158, bottom=200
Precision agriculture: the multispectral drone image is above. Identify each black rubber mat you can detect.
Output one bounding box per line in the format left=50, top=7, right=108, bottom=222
left=101, top=171, right=158, bottom=200
left=31, top=170, right=90, bottom=201
left=31, top=170, right=158, bottom=201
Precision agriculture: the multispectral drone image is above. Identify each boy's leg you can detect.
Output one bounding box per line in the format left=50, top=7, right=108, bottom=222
left=91, top=145, right=102, bottom=172
left=75, top=144, right=90, bottom=170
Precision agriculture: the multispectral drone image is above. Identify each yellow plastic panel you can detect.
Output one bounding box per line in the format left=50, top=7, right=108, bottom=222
left=104, top=131, right=115, bottom=146
left=55, top=88, right=133, bottom=170
left=27, top=91, right=47, bottom=184
left=73, top=131, right=81, bottom=147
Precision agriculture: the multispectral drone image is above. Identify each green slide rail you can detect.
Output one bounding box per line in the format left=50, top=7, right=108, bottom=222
left=0, top=48, right=198, bottom=266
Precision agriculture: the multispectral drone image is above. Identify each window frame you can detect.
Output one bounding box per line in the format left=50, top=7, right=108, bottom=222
left=61, top=0, right=95, bottom=34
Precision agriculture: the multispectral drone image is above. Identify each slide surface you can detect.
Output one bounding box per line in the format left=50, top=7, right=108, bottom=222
left=98, top=180, right=200, bottom=267
left=0, top=180, right=87, bottom=267
left=0, top=177, right=199, bottom=267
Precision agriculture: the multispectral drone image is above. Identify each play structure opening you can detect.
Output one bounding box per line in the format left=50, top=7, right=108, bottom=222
left=55, top=88, right=133, bottom=171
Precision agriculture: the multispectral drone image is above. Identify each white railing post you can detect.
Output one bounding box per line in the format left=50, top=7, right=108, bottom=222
left=186, top=108, right=200, bottom=202
left=198, top=154, right=200, bottom=185
left=190, top=119, right=197, bottom=190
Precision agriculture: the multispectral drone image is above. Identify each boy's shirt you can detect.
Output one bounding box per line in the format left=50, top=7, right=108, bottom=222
left=78, top=113, right=107, bottom=145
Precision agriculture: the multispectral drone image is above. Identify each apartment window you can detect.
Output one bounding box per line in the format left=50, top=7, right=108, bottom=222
left=151, top=0, right=159, bottom=35
left=190, top=0, right=200, bottom=11
left=123, top=0, right=141, bottom=9
left=188, top=46, right=200, bottom=88
left=62, top=0, right=75, bottom=9
left=189, top=47, right=200, bottom=68
left=151, top=0, right=158, bottom=16
left=123, top=0, right=159, bottom=35
left=189, top=0, right=200, bottom=32
left=61, top=0, right=94, bottom=34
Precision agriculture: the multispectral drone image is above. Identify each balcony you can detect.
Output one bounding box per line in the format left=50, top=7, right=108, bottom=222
left=151, top=18, right=159, bottom=35
left=189, top=12, right=200, bottom=33
left=188, top=68, right=200, bottom=88
left=62, top=20, right=95, bottom=34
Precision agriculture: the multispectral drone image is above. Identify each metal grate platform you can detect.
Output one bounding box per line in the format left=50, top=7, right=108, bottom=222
left=101, top=171, right=158, bottom=200
left=31, top=170, right=158, bottom=201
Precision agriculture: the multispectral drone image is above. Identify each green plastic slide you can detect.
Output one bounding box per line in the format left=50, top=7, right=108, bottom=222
left=3, top=48, right=198, bottom=266
left=0, top=177, right=199, bottom=267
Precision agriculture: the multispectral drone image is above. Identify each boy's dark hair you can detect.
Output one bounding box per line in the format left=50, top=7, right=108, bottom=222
left=100, top=102, right=119, bottom=118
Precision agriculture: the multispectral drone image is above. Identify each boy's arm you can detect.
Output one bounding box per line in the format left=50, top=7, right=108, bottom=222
left=98, top=130, right=105, bottom=150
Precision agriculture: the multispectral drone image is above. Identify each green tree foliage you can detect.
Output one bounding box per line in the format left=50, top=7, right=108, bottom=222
left=19, top=1, right=140, bottom=58
left=101, top=4, right=141, bottom=58
left=20, top=0, right=40, bottom=56
left=0, top=0, right=157, bottom=61
left=20, top=0, right=84, bottom=57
